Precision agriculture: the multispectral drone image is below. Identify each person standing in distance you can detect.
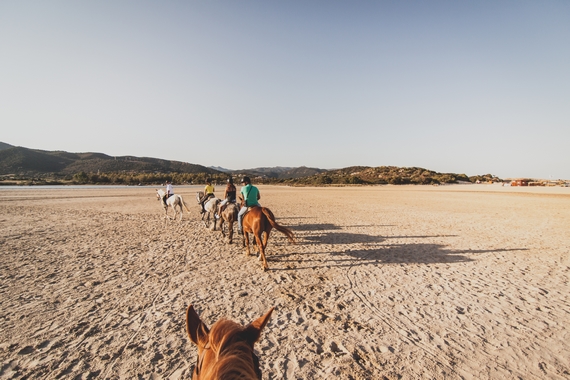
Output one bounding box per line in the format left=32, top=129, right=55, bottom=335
left=238, top=176, right=260, bottom=234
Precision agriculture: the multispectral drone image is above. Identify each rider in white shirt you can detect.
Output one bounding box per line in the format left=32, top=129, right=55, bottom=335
left=164, top=181, right=174, bottom=203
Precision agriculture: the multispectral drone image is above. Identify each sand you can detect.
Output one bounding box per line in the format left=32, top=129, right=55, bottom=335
left=1, top=184, right=569, bottom=379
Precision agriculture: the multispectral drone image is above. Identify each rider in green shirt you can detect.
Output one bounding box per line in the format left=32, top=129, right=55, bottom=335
left=238, top=176, right=260, bottom=234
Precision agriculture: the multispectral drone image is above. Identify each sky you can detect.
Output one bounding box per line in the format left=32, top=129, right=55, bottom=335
left=1, top=1, right=569, bottom=179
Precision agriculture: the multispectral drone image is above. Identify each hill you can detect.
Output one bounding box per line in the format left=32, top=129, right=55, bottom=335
left=0, top=145, right=219, bottom=177
left=274, top=166, right=500, bottom=186
left=235, top=166, right=325, bottom=179
left=0, top=142, right=502, bottom=185
left=0, top=142, right=14, bottom=151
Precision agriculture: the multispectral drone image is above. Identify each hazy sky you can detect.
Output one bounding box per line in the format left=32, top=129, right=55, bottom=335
left=1, top=1, right=569, bottom=179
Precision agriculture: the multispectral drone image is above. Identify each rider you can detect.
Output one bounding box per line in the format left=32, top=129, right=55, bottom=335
left=238, top=176, right=260, bottom=234
left=199, top=178, right=215, bottom=214
left=217, top=177, right=236, bottom=218
left=163, top=180, right=174, bottom=203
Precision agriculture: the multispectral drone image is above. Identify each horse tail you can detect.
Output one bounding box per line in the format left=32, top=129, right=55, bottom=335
left=180, top=196, right=191, bottom=213
left=261, top=207, right=296, bottom=244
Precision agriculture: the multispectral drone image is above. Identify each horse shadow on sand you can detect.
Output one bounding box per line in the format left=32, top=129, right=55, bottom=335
left=269, top=223, right=528, bottom=270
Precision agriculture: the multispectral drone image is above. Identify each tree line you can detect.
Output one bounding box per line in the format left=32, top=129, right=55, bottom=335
left=1, top=168, right=502, bottom=186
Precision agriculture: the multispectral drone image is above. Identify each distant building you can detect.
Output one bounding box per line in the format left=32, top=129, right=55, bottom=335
left=510, top=179, right=530, bottom=186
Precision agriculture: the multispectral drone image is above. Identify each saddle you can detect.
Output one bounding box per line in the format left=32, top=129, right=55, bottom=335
left=200, top=193, right=214, bottom=204
left=242, top=205, right=259, bottom=216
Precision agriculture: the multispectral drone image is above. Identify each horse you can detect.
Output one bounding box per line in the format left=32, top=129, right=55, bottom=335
left=215, top=202, right=239, bottom=243
left=241, top=206, right=296, bottom=271
left=185, top=304, right=274, bottom=380
left=196, top=191, right=220, bottom=228
left=156, top=189, right=191, bottom=220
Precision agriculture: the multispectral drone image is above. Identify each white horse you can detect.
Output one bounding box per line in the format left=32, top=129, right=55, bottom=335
left=196, top=191, right=220, bottom=228
left=156, top=189, right=190, bottom=220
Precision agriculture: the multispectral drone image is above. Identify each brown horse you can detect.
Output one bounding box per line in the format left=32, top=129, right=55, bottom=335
left=185, top=304, right=274, bottom=380
left=241, top=206, right=295, bottom=271
left=215, top=202, right=239, bottom=243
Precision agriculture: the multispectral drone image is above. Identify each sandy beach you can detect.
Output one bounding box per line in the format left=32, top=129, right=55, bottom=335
left=1, top=184, right=569, bottom=379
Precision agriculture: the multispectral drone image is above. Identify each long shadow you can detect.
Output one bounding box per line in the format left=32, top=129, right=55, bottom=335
left=385, top=235, right=458, bottom=239
left=291, top=223, right=343, bottom=231
left=270, top=244, right=529, bottom=271
left=290, top=223, right=394, bottom=232
left=338, top=245, right=529, bottom=264
left=294, top=230, right=457, bottom=245
left=302, top=232, right=385, bottom=244
left=277, top=216, right=312, bottom=221
left=266, top=221, right=528, bottom=270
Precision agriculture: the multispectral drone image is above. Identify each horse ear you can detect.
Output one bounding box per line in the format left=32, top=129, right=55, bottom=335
left=186, top=304, right=210, bottom=345
left=244, top=307, right=274, bottom=345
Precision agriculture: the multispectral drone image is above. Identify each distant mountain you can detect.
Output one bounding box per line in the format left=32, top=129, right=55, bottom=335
left=0, top=142, right=14, bottom=151
left=0, top=142, right=501, bottom=185
left=291, top=165, right=487, bottom=185
left=209, top=166, right=232, bottom=173
left=236, top=166, right=325, bottom=179
left=0, top=144, right=220, bottom=176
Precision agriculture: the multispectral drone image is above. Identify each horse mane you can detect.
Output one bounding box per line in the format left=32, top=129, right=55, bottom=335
left=199, top=319, right=261, bottom=380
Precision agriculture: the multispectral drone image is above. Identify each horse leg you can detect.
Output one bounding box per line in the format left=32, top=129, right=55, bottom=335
left=219, top=218, right=225, bottom=238
left=227, top=219, right=233, bottom=244
left=262, top=226, right=272, bottom=253
left=244, top=232, right=251, bottom=256
left=262, top=230, right=271, bottom=254
left=255, top=231, right=268, bottom=270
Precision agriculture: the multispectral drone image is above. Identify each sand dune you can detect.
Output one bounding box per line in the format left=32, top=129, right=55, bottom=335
left=1, top=184, right=569, bottom=379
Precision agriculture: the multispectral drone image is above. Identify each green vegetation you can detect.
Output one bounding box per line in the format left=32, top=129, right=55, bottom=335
left=0, top=166, right=502, bottom=186
left=0, top=144, right=503, bottom=186
left=263, top=166, right=480, bottom=186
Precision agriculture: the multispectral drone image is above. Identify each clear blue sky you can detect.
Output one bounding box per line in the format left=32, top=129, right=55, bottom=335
left=1, top=1, right=569, bottom=179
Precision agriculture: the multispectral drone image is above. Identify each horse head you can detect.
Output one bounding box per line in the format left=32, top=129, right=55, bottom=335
left=156, top=189, right=166, bottom=203
left=186, top=304, right=273, bottom=380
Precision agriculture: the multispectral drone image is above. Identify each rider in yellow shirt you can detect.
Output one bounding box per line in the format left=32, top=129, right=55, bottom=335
left=200, top=178, right=215, bottom=214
